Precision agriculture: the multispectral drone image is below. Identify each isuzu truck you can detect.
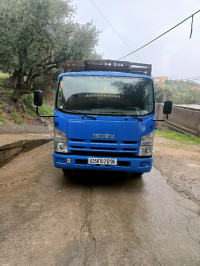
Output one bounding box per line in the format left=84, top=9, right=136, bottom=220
left=34, top=60, right=172, bottom=176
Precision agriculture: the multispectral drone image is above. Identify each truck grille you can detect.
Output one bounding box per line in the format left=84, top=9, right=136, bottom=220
left=68, top=138, right=139, bottom=158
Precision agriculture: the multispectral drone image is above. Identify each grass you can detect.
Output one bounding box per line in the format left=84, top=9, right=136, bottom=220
left=0, top=71, right=14, bottom=95
left=39, top=103, right=54, bottom=116
left=155, top=130, right=200, bottom=144
left=0, top=110, right=6, bottom=124
left=22, top=94, right=37, bottom=117
left=0, top=71, right=53, bottom=124
left=22, top=93, right=53, bottom=117
left=0, top=71, right=9, bottom=82
left=11, top=110, right=25, bottom=125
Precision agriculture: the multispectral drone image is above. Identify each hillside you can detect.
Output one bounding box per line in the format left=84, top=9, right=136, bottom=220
left=155, top=80, right=200, bottom=104
left=0, top=72, right=55, bottom=126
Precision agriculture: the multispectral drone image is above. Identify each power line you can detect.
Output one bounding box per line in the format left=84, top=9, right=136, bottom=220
left=89, top=0, right=139, bottom=61
left=118, top=9, right=200, bottom=61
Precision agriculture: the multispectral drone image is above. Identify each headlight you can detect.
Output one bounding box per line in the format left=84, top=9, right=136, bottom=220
left=139, top=131, right=154, bottom=157
left=54, top=128, right=68, bottom=153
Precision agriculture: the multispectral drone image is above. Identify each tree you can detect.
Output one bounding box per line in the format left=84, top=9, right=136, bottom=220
left=155, top=81, right=200, bottom=104
left=0, top=0, right=100, bottom=105
left=155, top=83, right=173, bottom=103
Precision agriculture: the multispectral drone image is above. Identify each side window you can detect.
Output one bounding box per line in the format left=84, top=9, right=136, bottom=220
left=144, top=84, right=153, bottom=112
left=57, top=78, right=65, bottom=109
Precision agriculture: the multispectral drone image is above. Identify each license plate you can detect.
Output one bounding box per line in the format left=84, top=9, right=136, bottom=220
left=88, top=158, right=117, bottom=165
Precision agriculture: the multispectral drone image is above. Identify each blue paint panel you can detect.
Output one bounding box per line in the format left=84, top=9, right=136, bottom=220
left=54, top=110, right=156, bottom=139
left=53, top=153, right=153, bottom=173
left=52, top=71, right=156, bottom=173
left=68, top=120, right=141, bottom=140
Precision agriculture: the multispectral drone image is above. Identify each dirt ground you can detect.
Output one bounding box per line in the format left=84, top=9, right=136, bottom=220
left=154, top=135, right=200, bottom=204
left=1, top=142, right=200, bottom=265
left=1, top=131, right=199, bottom=206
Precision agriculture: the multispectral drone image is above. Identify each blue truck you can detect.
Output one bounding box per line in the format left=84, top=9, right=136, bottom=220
left=34, top=60, right=172, bottom=176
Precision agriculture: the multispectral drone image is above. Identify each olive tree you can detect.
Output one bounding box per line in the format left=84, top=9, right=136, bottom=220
left=0, top=0, right=100, bottom=102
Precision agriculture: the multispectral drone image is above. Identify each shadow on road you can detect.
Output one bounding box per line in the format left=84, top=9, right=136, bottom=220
left=59, top=169, right=144, bottom=189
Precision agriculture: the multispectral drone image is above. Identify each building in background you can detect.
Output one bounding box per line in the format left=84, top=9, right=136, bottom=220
left=154, top=76, right=168, bottom=83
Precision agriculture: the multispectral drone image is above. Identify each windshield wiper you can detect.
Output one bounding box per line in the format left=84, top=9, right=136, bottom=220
left=66, top=110, right=142, bottom=121
left=65, top=110, right=96, bottom=120
left=83, top=114, right=96, bottom=120
left=128, top=115, right=143, bottom=121
left=96, top=111, right=143, bottom=121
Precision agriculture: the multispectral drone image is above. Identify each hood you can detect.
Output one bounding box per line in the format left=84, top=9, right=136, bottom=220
left=67, top=119, right=141, bottom=141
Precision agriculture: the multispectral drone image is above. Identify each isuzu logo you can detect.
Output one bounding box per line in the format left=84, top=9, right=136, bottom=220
left=93, top=134, right=115, bottom=139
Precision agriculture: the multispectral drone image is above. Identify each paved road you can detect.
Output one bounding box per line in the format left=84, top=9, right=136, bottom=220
left=0, top=142, right=200, bottom=266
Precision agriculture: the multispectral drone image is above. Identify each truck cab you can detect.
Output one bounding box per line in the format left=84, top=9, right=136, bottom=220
left=34, top=60, right=172, bottom=175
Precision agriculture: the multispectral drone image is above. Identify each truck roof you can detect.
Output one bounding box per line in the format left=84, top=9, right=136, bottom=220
left=59, top=71, right=154, bottom=82
left=63, top=60, right=152, bottom=76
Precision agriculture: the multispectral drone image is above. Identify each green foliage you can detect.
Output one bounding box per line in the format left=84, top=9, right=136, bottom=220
left=0, top=0, right=100, bottom=96
left=7, top=89, right=15, bottom=95
left=0, top=87, right=14, bottom=96
left=11, top=110, right=25, bottom=124
left=21, top=94, right=37, bottom=116
left=0, top=110, right=6, bottom=124
left=155, top=81, right=200, bottom=104
left=0, top=72, right=13, bottom=95
left=0, top=71, right=9, bottom=81
left=0, top=73, right=14, bottom=106
left=22, top=93, right=53, bottom=116
left=0, top=72, right=54, bottom=123
left=39, top=104, right=54, bottom=116
left=155, top=130, right=200, bottom=144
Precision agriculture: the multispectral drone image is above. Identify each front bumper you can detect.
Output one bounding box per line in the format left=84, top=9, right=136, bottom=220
left=53, top=153, right=153, bottom=173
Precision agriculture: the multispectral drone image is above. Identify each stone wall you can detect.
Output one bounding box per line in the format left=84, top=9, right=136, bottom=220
left=0, top=125, right=53, bottom=134
left=156, top=104, right=200, bottom=137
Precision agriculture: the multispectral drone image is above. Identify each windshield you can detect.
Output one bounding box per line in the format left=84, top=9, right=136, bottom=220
left=56, top=75, right=154, bottom=116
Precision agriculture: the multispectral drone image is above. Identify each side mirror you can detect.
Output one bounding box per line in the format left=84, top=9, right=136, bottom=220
left=34, top=90, right=43, bottom=106
left=163, top=100, right=172, bottom=115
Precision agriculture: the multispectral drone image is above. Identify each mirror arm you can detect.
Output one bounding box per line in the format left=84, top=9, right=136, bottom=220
left=36, top=106, right=58, bottom=118
left=152, top=114, right=169, bottom=122
left=152, top=119, right=165, bottom=121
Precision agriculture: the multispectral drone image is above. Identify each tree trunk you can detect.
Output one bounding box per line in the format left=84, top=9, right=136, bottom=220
left=9, top=69, right=19, bottom=87
left=11, top=49, right=28, bottom=113
left=12, top=49, right=27, bottom=98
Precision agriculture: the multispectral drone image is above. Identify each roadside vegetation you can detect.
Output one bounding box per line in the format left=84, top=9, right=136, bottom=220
left=0, top=109, right=6, bottom=124
left=0, top=71, right=9, bottom=82
left=0, top=0, right=101, bottom=125
left=155, top=80, right=200, bottom=104
left=0, top=71, right=54, bottom=125
left=155, top=130, right=200, bottom=144
left=0, top=0, right=100, bottom=114
left=22, top=94, right=53, bottom=117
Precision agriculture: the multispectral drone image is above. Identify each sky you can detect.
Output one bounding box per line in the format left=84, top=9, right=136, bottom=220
left=72, top=0, right=200, bottom=80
